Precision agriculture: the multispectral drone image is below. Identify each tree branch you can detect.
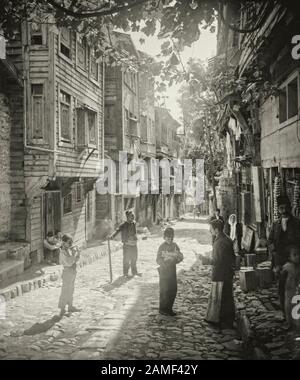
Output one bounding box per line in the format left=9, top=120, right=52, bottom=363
left=47, top=0, right=150, bottom=19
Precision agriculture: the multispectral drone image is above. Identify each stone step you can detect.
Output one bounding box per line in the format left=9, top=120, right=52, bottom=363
left=0, top=259, right=24, bottom=287
left=0, top=249, right=8, bottom=262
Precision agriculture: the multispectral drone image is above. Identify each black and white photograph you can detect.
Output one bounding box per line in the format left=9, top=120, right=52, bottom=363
left=0, top=0, right=300, bottom=363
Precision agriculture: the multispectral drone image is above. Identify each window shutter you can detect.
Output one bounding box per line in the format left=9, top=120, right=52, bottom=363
left=77, top=108, right=86, bottom=148
left=88, top=110, right=96, bottom=145
left=31, top=84, right=44, bottom=140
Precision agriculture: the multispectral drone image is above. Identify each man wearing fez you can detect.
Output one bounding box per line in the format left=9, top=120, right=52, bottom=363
left=268, top=195, right=300, bottom=275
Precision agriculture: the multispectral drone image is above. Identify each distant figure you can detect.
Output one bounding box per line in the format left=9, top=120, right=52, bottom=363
left=109, top=210, right=140, bottom=278
left=43, top=231, right=61, bottom=265
left=224, top=214, right=243, bottom=255
left=157, top=227, right=183, bottom=316
left=214, top=208, right=224, bottom=224
left=201, top=219, right=236, bottom=329
left=279, top=245, right=300, bottom=329
left=58, top=234, right=81, bottom=316
left=209, top=209, right=225, bottom=244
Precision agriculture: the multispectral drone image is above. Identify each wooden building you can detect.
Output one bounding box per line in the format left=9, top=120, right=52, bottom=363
left=98, top=31, right=140, bottom=230
left=215, top=2, right=300, bottom=250
left=155, top=107, right=181, bottom=220
left=136, top=51, right=157, bottom=226
left=6, top=22, right=105, bottom=263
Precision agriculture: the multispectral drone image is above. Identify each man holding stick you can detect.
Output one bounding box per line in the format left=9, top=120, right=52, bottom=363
left=108, top=210, right=141, bottom=278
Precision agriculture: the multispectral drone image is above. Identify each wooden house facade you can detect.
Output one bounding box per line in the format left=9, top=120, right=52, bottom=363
left=215, top=2, right=300, bottom=251
left=155, top=107, right=181, bottom=220
left=98, top=32, right=140, bottom=230
left=6, top=22, right=105, bottom=262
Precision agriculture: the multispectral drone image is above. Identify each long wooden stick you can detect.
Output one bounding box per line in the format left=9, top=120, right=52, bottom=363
left=107, top=238, right=113, bottom=283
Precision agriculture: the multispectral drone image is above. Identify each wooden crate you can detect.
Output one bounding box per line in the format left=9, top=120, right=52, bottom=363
left=256, top=267, right=273, bottom=288
left=239, top=269, right=258, bottom=292
left=245, top=253, right=257, bottom=268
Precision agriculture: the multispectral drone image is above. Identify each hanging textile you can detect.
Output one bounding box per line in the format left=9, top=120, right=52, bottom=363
left=293, top=180, right=300, bottom=218
left=228, top=117, right=237, bottom=133
left=273, top=175, right=283, bottom=221
left=235, top=122, right=242, bottom=141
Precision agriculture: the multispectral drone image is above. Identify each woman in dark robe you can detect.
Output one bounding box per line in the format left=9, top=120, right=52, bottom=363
left=200, top=219, right=236, bottom=329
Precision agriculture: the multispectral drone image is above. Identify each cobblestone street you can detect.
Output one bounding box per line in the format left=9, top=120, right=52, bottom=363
left=0, top=216, right=244, bottom=360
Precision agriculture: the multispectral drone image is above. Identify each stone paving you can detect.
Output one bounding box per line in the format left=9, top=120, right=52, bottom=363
left=235, top=282, right=300, bottom=360
left=0, top=216, right=245, bottom=360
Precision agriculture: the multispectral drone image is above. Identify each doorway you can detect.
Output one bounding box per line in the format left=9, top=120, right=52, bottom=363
left=44, top=192, right=61, bottom=236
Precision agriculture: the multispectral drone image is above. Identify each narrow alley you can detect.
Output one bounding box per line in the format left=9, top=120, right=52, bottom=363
left=0, top=216, right=244, bottom=360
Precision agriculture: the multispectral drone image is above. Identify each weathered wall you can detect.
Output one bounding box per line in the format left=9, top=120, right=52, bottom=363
left=0, top=93, right=11, bottom=241
left=9, top=86, right=27, bottom=241
left=61, top=183, right=96, bottom=247
left=260, top=93, right=300, bottom=168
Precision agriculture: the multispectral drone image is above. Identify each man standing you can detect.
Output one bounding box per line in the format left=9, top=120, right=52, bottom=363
left=267, top=196, right=300, bottom=313
left=268, top=196, right=300, bottom=276
left=109, top=210, right=140, bottom=278
left=209, top=208, right=225, bottom=244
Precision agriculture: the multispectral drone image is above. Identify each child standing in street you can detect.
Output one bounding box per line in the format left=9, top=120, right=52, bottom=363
left=58, top=234, right=81, bottom=316
left=157, top=227, right=183, bottom=316
left=279, top=245, right=300, bottom=328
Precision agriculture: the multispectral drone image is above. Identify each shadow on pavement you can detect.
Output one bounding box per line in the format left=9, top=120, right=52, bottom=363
left=23, top=315, right=63, bottom=336
left=101, top=255, right=235, bottom=360
left=99, top=275, right=133, bottom=292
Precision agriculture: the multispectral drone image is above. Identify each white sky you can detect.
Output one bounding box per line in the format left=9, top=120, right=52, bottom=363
left=131, top=28, right=217, bottom=123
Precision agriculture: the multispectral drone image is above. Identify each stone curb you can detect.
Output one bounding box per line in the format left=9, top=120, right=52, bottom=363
left=0, top=241, right=122, bottom=302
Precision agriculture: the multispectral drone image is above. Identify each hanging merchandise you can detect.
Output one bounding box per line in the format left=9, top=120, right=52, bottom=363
left=235, top=122, right=242, bottom=141
left=273, top=175, right=283, bottom=221
left=228, top=117, right=237, bottom=133
left=293, top=180, right=300, bottom=218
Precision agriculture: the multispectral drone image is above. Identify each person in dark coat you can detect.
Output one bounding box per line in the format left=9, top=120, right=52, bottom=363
left=267, top=196, right=300, bottom=276
left=156, top=227, right=183, bottom=316
left=109, top=210, right=140, bottom=278
left=267, top=196, right=300, bottom=314
left=208, top=209, right=225, bottom=244
left=200, top=219, right=236, bottom=329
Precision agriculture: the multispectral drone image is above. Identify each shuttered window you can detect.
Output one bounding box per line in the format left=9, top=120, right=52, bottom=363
left=88, top=110, right=96, bottom=145
left=30, top=24, right=44, bottom=45
left=60, top=28, right=72, bottom=60
left=63, top=193, right=72, bottom=214
left=141, top=115, right=147, bottom=141
left=31, top=84, right=44, bottom=140
left=279, top=74, right=299, bottom=124
left=76, top=106, right=97, bottom=148
left=60, top=91, right=71, bottom=142
left=77, top=36, right=88, bottom=71
left=90, top=48, right=99, bottom=81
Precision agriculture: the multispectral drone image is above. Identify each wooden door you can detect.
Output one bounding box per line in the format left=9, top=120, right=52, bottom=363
left=44, top=192, right=61, bottom=236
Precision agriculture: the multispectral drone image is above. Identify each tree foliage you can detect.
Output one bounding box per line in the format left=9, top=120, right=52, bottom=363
left=178, top=58, right=224, bottom=208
